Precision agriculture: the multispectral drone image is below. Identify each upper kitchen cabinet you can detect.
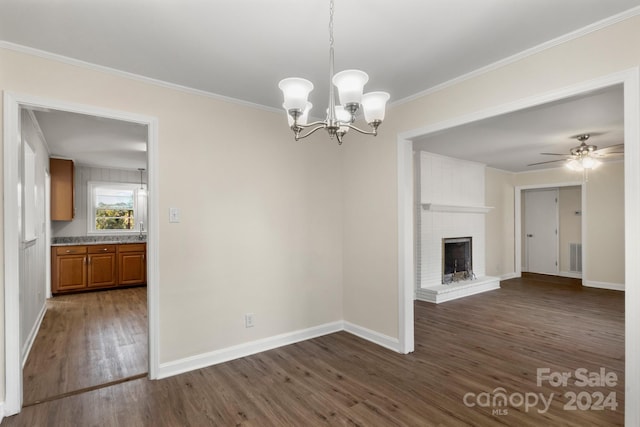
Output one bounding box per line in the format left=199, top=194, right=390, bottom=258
left=50, top=158, right=75, bottom=221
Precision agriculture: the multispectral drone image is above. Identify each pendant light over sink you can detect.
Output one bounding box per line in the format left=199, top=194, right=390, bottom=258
left=278, top=0, right=390, bottom=145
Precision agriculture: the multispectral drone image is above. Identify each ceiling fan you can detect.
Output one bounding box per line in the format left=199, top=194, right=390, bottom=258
left=528, top=134, right=624, bottom=170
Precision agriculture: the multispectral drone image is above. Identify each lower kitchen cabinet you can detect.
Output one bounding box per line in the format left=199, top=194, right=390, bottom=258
left=52, top=242, right=146, bottom=294
left=118, top=243, right=146, bottom=286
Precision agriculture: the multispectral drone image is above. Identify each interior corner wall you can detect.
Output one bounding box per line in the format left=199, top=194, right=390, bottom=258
left=0, top=45, right=344, bottom=394
left=342, top=15, right=639, bottom=341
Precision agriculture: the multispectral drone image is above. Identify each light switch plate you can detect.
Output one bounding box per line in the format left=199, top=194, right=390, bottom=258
left=169, top=207, right=180, bottom=223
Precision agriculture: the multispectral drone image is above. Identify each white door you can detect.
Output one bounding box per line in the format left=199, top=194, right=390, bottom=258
left=524, top=188, right=559, bottom=274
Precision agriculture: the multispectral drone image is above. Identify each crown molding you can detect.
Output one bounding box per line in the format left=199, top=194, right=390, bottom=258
left=391, top=6, right=640, bottom=108
left=0, top=41, right=282, bottom=115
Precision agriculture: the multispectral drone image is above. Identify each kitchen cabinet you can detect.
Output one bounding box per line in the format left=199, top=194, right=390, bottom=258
left=118, top=243, right=146, bottom=285
left=52, top=246, right=87, bottom=293
left=87, top=245, right=117, bottom=288
left=50, top=158, right=75, bottom=221
left=52, top=242, right=146, bottom=294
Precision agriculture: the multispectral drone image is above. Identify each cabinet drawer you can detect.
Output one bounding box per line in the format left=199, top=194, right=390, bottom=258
left=118, top=243, right=146, bottom=252
left=55, top=245, right=87, bottom=255
left=88, top=244, right=117, bottom=254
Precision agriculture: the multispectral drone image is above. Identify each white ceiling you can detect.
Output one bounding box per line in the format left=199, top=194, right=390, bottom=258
left=1, top=1, right=638, bottom=170
left=412, top=85, right=625, bottom=172
left=33, top=110, right=147, bottom=170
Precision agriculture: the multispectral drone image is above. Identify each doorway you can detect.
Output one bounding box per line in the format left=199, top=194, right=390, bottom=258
left=3, top=93, right=159, bottom=415
left=396, top=69, right=640, bottom=421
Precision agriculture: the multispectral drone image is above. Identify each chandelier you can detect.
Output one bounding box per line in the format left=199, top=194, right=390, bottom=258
left=278, top=0, right=390, bottom=145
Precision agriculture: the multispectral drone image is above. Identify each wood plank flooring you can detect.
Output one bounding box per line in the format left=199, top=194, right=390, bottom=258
left=6, top=276, right=623, bottom=426
left=22, top=286, right=148, bottom=406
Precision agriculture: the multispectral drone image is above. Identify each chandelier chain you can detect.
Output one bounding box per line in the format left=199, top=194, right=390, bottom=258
left=329, top=0, right=334, bottom=49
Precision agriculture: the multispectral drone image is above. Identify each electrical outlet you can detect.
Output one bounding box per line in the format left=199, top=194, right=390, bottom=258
left=244, top=313, right=255, bottom=328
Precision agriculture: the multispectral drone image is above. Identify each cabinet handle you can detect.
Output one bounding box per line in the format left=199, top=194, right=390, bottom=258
left=65, top=249, right=75, bottom=254
left=102, top=248, right=108, bottom=251
left=84, top=256, right=87, bottom=265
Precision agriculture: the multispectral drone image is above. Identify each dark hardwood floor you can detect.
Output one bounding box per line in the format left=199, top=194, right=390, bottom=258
left=6, top=277, right=623, bottom=426
left=22, top=286, right=148, bottom=406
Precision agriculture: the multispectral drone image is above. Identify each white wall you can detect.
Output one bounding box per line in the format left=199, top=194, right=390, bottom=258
left=559, top=186, right=582, bottom=273
left=0, top=44, right=344, bottom=402
left=19, top=110, right=48, bottom=365
left=485, top=168, right=515, bottom=278
left=52, top=165, right=147, bottom=238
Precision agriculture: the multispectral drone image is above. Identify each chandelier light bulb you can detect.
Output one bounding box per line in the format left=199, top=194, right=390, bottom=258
left=582, top=156, right=595, bottom=169
left=278, top=78, right=314, bottom=112
left=332, top=69, right=369, bottom=106
left=362, top=91, right=391, bottom=124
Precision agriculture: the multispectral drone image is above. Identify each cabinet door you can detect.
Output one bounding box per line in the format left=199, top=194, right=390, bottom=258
left=88, top=253, right=117, bottom=288
left=119, top=252, right=146, bottom=285
left=50, top=158, right=75, bottom=221
left=54, top=255, right=87, bottom=292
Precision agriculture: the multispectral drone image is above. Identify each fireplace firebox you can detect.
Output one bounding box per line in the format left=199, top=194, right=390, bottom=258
left=442, top=237, right=473, bottom=284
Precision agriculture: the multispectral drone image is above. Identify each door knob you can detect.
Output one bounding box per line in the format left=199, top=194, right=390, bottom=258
left=527, top=234, right=533, bottom=237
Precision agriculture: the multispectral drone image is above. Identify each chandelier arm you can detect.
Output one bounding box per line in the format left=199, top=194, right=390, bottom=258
left=344, top=123, right=379, bottom=136
left=294, top=124, right=327, bottom=140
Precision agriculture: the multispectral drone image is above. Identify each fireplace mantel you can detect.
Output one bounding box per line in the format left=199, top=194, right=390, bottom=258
left=421, top=203, right=493, bottom=214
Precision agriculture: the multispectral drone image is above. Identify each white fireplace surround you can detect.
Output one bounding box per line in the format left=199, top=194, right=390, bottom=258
left=416, top=152, right=500, bottom=303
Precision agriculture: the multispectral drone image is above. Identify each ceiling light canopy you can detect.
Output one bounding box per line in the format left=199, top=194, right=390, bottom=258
left=278, top=0, right=390, bottom=145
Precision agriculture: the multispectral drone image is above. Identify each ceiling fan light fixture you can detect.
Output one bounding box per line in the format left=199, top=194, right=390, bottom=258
left=582, top=156, right=600, bottom=169
left=566, top=159, right=583, bottom=171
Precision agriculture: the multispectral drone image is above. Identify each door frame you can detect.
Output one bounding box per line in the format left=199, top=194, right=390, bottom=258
left=3, top=92, right=160, bottom=416
left=516, top=184, right=584, bottom=278
left=396, top=68, right=640, bottom=423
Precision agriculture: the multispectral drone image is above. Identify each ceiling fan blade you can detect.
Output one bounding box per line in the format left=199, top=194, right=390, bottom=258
left=594, top=144, right=624, bottom=155
left=527, top=159, right=568, bottom=166
left=539, top=152, right=567, bottom=156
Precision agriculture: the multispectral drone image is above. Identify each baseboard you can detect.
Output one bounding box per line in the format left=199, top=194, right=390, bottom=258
left=343, top=321, right=402, bottom=353
left=157, top=321, right=343, bottom=379
left=583, top=281, right=625, bottom=291
left=0, top=401, right=4, bottom=425
left=21, top=302, right=47, bottom=368
left=559, top=271, right=583, bottom=279
left=500, top=272, right=519, bottom=280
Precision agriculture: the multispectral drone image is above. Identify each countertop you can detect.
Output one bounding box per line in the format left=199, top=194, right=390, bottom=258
left=51, top=236, right=147, bottom=247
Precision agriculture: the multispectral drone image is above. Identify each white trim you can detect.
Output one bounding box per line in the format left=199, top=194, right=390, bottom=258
left=624, top=68, right=640, bottom=426
left=421, top=203, right=493, bottom=214
left=558, top=271, right=583, bottom=279
left=515, top=182, right=584, bottom=278
left=344, top=321, right=402, bottom=353
left=3, top=92, right=161, bottom=416
left=0, top=41, right=281, bottom=115
left=396, top=68, right=640, bottom=425
left=157, top=321, right=343, bottom=379
left=391, top=7, right=640, bottom=107
left=397, top=137, right=415, bottom=354
left=416, top=277, right=501, bottom=304
left=500, top=272, right=519, bottom=281
left=0, top=402, right=5, bottom=424
left=21, top=303, right=47, bottom=368
left=4, top=91, right=23, bottom=415
left=583, top=281, right=625, bottom=291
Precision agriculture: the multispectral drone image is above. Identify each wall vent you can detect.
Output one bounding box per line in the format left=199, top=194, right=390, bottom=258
left=570, top=243, right=582, bottom=272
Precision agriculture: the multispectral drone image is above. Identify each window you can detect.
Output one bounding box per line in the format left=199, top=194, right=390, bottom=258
left=88, top=182, right=146, bottom=234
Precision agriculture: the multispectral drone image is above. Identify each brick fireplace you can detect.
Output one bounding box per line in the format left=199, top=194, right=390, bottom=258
left=416, top=152, right=500, bottom=303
